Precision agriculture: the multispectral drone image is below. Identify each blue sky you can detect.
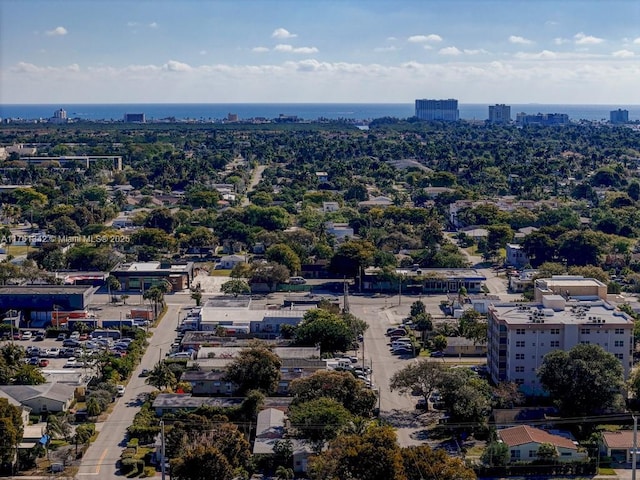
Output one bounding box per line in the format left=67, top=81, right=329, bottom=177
left=2, top=0, right=640, bottom=104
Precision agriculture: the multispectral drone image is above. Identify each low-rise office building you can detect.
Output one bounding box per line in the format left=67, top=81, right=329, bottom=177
left=534, top=275, right=608, bottom=302
left=111, top=261, right=194, bottom=292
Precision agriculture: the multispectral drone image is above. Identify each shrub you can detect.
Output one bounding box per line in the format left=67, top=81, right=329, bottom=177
left=141, top=466, right=157, bottom=478
left=120, top=457, right=138, bottom=475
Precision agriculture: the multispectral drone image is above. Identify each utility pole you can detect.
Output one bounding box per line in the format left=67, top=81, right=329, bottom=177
left=632, top=415, right=638, bottom=480
left=161, top=420, right=166, bottom=480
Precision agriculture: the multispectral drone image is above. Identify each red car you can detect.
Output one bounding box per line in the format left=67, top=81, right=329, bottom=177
left=38, top=359, right=49, bottom=367
left=12, top=332, right=22, bottom=340
left=79, top=333, right=89, bottom=341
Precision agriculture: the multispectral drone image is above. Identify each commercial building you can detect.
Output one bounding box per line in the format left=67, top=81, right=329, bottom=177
left=415, top=99, right=459, bottom=122
left=110, top=261, right=195, bottom=292
left=610, top=109, right=629, bottom=124
left=487, top=297, right=634, bottom=395
left=515, top=112, right=569, bottom=126
left=363, top=267, right=486, bottom=294
left=533, top=275, right=607, bottom=302
left=124, top=113, right=145, bottom=123
left=488, top=104, right=511, bottom=124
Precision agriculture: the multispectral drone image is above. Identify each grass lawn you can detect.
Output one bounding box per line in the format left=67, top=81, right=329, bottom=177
left=6, top=245, right=31, bottom=256
left=210, top=269, right=231, bottom=276
left=598, top=467, right=617, bottom=475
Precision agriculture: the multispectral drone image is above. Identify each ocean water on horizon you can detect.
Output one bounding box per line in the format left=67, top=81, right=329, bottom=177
left=1, top=103, right=639, bottom=122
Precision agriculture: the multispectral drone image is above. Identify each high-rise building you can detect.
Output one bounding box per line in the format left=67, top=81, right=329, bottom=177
left=414, top=99, right=459, bottom=122
left=515, top=112, right=569, bottom=126
left=610, top=109, right=629, bottom=124
left=488, top=104, right=511, bottom=124
left=124, top=113, right=146, bottom=123
left=50, top=108, right=68, bottom=124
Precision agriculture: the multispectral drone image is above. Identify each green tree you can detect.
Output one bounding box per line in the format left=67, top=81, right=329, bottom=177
left=250, top=262, right=290, bottom=292
left=266, top=243, right=301, bottom=275
left=289, top=397, right=352, bottom=451
left=190, top=290, right=203, bottom=306
left=481, top=441, right=510, bottom=467
left=432, top=334, right=448, bottom=353
left=329, top=239, right=376, bottom=278
left=390, top=361, right=445, bottom=409
left=220, top=279, right=251, bottom=297
left=458, top=310, right=487, bottom=344
left=46, top=414, right=72, bottom=441
left=171, top=444, right=234, bottom=480
left=402, top=445, right=477, bottom=480
left=538, top=344, right=624, bottom=416
left=289, top=370, right=377, bottom=416
left=439, top=368, right=492, bottom=424
left=223, top=345, right=281, bottom=395
left=146, top=361, right=177, bottom=391
left=0, top=398, right=23, bottom=465
left=536, top=442, right=559, bottom=461
left=294, top=309, right=354, bottom=353
left=106, top=275, right=121, bottom=303
left=410, top=300, right=426, bottom=317
left=308, top=425, right=405, bottom=480
left=12, top=364, right=46, bottom=385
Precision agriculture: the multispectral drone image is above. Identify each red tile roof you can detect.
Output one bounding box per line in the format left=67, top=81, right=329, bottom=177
left=498, top=425, right=577, bottom=450
left=602, top=431, right=635, bottom=449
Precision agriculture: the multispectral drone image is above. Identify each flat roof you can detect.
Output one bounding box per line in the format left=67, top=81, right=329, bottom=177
left=0, top=285, right=93, bottom=295
left=113, top=261, right=193, bottom=273
left=537, top=276, right=605, bottom=288
left=490, top=300, right=633, bottom=326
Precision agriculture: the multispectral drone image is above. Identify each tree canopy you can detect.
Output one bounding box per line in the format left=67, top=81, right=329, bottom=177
left=538, top=343, right=625, bottom=416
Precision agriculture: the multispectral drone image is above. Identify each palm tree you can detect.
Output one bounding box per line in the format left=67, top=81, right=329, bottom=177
left=46, top=414, right=72, bottom=441
left=274, top=466, right=294, bottom=480
left=145, top=361, right=177, bottom=391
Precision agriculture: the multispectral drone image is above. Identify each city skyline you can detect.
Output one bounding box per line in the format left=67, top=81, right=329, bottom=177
left=2, top=0, right=640, bottom=104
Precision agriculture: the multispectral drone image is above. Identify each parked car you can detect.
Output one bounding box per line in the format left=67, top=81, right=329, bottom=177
left=70, top=332, right=80, bottom=340
left=430, top=351, right=444, bottom=358
left=63, top=339, right=81, bottom=347
left=21, top=331, right=33, bottom=340
left=64, top=357, right=77, bottom=368
left=116, top=385, right=125, bottom=396
left=79, top=333, right=89, bottom=341
left=12, top=332, right=22, bottom=340
left=57, top=333, right=67, bottom=341
left=139, top=369, right=150, bottom=377
left=39, top=359, right=49, bottom=367
left=289, top=276, right=307, bottom=285
left=60, top=348, right=76, bottom=358
left=28, top=357, right=40, bottom=365
left=34, top=332, right=45, bottom=341
left=416, top=398, right=428, bottom=410
left=46, top=348, right=61, bottom=358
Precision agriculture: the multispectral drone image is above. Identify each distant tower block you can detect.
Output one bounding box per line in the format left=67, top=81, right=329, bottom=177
left=124, top=113, right=146, bottom=123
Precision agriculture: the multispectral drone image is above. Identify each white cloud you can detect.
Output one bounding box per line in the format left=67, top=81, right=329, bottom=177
left=408, top=34, right=442, bottom=43
left=613, top=49, right=634, bottom=58
left=634, top=37, right=640, bottom=44
left=274, top=44, right=318, bottom=54
left=163, top=60, right=192, bottom=72
left=574, top=32, right=604, bottom=45
left=514, top=50, right=557, bottom=59
left=126, top=22, right=139, bottom=27
left=463, top=49, right=488, bottom=55
left=45, top=26, right=68, bottom=36
left=387, top=36, right=397, bottom=41
left=272, top=28, right=296, bottom=39
left=554, top=37, right=569, bottom=45
left=252, top=46, right=269, bottom=53
left=374, top=46, right=398, bottom=52
left=149, top=22, right=158, bottom=28
left=545, top=20, right=559, bottom=26
left=438, top=46, right=462, bottom=56
left=509, top=35, right=532, bottom=45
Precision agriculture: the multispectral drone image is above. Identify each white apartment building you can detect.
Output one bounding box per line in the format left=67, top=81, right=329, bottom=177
left=487, top=296, right=634, bottom=396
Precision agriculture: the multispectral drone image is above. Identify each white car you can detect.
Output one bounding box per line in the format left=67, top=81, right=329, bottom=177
left=21, top=331, right=33, bottom=340
left=46, top=348, right=61, bottom=358
left=116, top=385, right=125, bottom=396
left=64, top=357, right=77, bottom=368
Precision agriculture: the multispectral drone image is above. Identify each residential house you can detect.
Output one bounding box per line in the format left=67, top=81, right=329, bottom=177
left=219, top=254, right=246, bottom=270
left=600, top=431, right=636, bottom=463
left=506, top=243, right=530, bottom=268
left=325, top=222, right=354, bottom=241
left=497, top=425, right=586, bottom=462
left=358, top=196, right=393, bottom=208
left=0, top=383, right=77, bottom=414
left=442, top=337, right=487, bottom=357
left=322, top=201, right=340, bottom=213
left=315, top=172, right=329, bottom=183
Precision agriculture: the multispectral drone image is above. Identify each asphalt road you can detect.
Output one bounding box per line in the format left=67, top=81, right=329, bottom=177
left=76, top=302, right=183, bottom=478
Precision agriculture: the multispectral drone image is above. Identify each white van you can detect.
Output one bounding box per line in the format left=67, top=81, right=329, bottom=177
left=289, top=276, right=307, bottom=285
